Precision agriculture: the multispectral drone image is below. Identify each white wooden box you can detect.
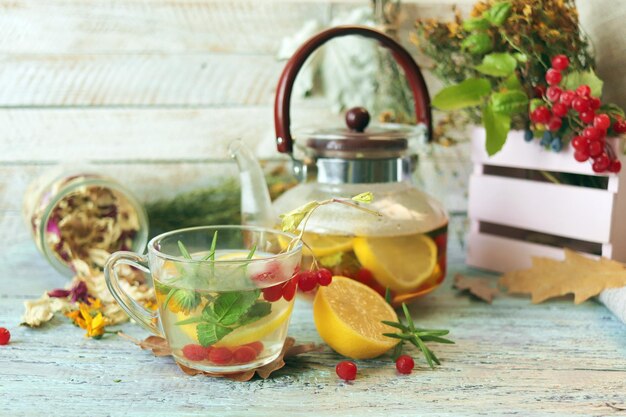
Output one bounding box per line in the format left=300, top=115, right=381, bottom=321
left=467, top=127, right=626, bottom=272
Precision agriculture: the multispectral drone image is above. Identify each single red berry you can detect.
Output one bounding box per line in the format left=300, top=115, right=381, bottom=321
left=583, top=126, right=603, bottom=142
left=579, top=110, right=595, bottom=124
left=614, top=119, right=626, bottom=134
left=545, top=69, right=562, bottom=86
left=262, top=284, right=283, bottom=302
left=576, top=85, right=591, bottom=97
left=395, top=355, right=415, bottom=374
left=232, top=346, right=258, bottom=364
left=533, top=85, right=546, bottom=98
left=316, top=269, right=333, bottom=286
left=354, top=268, right=376, bottom=286
left=574, top=150, right=590, bottom=162
left=547, top=116, right=562, bottom=132
left=589, top=97, right=601, bottom=110
left=594, top=114, right=611, bottom=131
left=546, top=86, right=562, bottom=102
left=552, top=102, right=568, bottom=117
left=559, top=90, right=576, bottom=107
left=281, top=276, right=298, bottom=301
left=572, top=96, right=591, bottom=113
left=336, top=361, right=357, bottom=381
left=182, top=344, right=210, bottom=361
left=571, top=136, right=588, bottom=151
left=588, top=140, right=603, bottom=157
left=594, top=153, right=611, bottom=172
left=244, top=341, right=264, bottom=355
left=208, top=347, right=232, bottom=365
left=609, top=160, right=622, bottom=173
left=297, top=271, right=318, bottom=292
left=551, top=55, right=570, bottom=71
left=0, top=328, right=10, bottom=345
left=532, top=106, right=552, bottom=124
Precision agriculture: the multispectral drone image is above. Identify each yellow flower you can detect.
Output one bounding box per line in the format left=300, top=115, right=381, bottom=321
left=65, top=301, right=109, bottom=339
left=446, top=22, right=459, bottom=38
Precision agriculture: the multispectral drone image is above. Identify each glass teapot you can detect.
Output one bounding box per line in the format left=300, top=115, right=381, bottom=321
left=233, top=26, right=448, bottom=305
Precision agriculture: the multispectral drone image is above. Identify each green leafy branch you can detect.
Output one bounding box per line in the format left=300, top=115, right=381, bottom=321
left=382, top=303, right=454, bottom=369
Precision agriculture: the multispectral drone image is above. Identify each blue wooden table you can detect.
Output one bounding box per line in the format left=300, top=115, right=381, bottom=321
left=1, top=234, right=625, bottom=417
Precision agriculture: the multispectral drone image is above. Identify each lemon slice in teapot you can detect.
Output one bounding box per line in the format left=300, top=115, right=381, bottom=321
left=353, top=234, right=437, bottom=292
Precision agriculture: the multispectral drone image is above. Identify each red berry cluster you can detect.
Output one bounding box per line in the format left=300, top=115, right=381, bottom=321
left=182, top=341, right=264, bottom=365
left=529, top=54, right=625, bottom=173
left=262, top=268, right=333, bottom=302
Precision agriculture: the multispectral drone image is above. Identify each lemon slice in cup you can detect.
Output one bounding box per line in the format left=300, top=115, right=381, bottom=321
left=353, top=234, right=437, bottom=293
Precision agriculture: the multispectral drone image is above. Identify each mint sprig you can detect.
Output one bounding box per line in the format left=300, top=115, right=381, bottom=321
left=382, top=303, right=454, bottom=369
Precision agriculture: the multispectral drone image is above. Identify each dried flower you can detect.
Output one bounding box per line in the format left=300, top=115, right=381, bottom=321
left=47, top=280, right=90, bottom=304
left=65, top=301, right=109, bottom=339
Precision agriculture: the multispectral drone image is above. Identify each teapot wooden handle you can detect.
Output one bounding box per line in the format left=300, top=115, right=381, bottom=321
left=274, top=25, right=432, bottom=154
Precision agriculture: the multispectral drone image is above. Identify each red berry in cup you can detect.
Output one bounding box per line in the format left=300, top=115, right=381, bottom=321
left=244, top=341, right=264, bottom=355
left=336, top=361, right=357, bottom=381
left=547, top=116, right=562, bottom=132
left=614, top=119, right=626, bottom=134
left=233, top=345, right=258, bottom=364
left=395, top=355, right=415, bottom=374
left=316, top=268, right=333, bottom=286
left=574, top=150, right=590, bottom=162
left=588, top=140, right=603, bottom=157
left=589, top=97, right=601, bottom=110
left=0, top=328, right=10, bottom=345
left=281, top=276, right=298, bottom=301
left=551, top=54, right=570, bottom=71
left=209, top=347, right=233, bottom=365
left=297, top=271, right=318, bottom=292
left=552, top=102, right=568, bottom=117
left=182, top=344, right=210, bottom=361
left=583, top=126, right=603, bottom=142
left=546, top=86, right=562, bottom=102
left=545, top=69, right=562, bottom=86
left=579, top=110, right=595, bottom=124
left=571, top=136, right=588, bottom=151
left=572, top=96, right=591, bottom=113
left=576, top=84, right=591, bottom=97
left=594, top=114, right=611, bottom=131
left=609, top=160, right=622, bottom=173
left=559, top=90, right=576, bottom=107
left=531, top=106, right=551, bottom=124
left=262, top=283, right=284, bottom=302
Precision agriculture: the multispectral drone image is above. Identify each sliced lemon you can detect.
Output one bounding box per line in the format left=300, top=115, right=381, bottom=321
left=353, top=234, right=437, bottom=293
left=175, top=301, right=293, bottom=347
left=279, top=232, right=354, bottom=257
left=313, top=276, right=399, bottom=359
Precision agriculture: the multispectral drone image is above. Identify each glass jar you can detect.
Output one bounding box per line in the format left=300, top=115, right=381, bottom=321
left=22, top=166, right=149, bottom=277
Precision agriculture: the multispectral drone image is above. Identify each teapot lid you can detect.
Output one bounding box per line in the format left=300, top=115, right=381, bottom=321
left=304, top=107, right=412, bottom=159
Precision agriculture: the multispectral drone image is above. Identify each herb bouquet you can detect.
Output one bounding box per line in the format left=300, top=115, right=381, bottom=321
left=416, top=0, right=626, bottom=173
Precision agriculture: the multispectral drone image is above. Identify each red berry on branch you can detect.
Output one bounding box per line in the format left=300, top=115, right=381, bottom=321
left=583, top=126, right=603, bottom=142
left=559, top=90, right=576, bottom=107
left=588, top=140, right=603, bottom=157
left=297, top=271, right=318, bottom=292
left=571, top=136, right=588, bottom=151
left=0, top=328, right=10, bottom=345
left=594, top=153, right=611, bottom=172
left=576, top=85, right=591, bottom=97
left=546, top=86, right=562, bottom=102
left=336, top=361, right=358, bottom=381
left=533, top=85, right=546, bottom=98
left=594, top=114, right=611, bottom=131
left=579, top=110, right=595, bottom=124
left=572, top=96, right=591, bottom=113
left=552, top=102, right=568, bottom=117
left=262, top=284, right=283, bottom=302
left=547, top=116, right=562, bottom=132
left=316, top=268, right=333, bottom=286
left=589, top=97, right=601, bottom=110
left=574, top=150, right=590, bottom=162
left=614, top=119, right=626, bottom=134
left=551, top=55, right=570, bottom=71
left=609, top=160, right=622, bottom=173
left=281, top=276, right=298, bottom=301
left=545, top=69, right=562, bottom=86
left=532, top=106, right=552, bottom=124
left=395, top=355, right=415, bottom=375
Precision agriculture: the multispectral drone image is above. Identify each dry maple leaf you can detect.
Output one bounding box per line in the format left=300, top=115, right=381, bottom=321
left=500, top=249, right=626, bottom=304
left=453, top=274, right=499, bottom=303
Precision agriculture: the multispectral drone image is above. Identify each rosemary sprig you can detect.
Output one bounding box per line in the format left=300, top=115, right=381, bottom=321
left=382, top=303, right=454, bottom=369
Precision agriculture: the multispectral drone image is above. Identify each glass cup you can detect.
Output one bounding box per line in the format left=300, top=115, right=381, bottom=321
left=105, top=225, right=302, bottom=373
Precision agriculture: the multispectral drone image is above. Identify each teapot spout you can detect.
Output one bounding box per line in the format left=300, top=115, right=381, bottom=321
left=229, top=141, right=276, bottom=228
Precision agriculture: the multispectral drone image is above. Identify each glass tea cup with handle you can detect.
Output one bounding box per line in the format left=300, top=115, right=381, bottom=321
left=105, top=225, right=302, bottom=373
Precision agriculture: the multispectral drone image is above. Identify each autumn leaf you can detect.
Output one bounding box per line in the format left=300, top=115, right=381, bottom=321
left=453, top=274, right=499, bottom=303
left=499, top=249, right=626, bottom=304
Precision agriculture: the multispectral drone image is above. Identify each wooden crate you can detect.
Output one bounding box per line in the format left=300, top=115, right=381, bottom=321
left=467, top=127, right=626, bottom=272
